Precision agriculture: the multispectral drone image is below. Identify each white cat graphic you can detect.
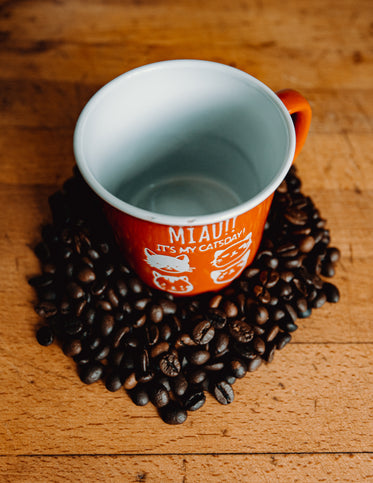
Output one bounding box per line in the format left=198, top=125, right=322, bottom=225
left=152, top=271, right=194, bottom=294
left=144, top=248, right=194, bottom=274
left=210, top=233, right=252, bottom=284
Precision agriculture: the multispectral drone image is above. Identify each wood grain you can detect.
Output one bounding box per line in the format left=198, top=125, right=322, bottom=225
left=0, top=0, right=372, bottom=480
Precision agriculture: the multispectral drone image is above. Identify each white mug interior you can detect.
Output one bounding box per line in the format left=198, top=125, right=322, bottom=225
left=74, top=60, right=295, bottom=225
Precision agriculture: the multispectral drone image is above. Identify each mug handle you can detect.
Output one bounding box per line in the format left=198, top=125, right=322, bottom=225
left=277, top=89, right=312, bottom=161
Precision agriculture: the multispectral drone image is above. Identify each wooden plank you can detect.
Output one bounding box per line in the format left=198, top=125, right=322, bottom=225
left=0, top=0, right=371, bottom=88
left=1, top=453, right=373, bottom=482
left=1, top=80, right=373, bottom=133
left=0, top=344, right=371, bottom=455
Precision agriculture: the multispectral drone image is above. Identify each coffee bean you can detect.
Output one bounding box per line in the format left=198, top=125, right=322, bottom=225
left=148, top=304, right=163, bottom=323
left=150, top=383, right=170, bottom=408
left=223, top=300, right=238, bottom=318
left=79, top=362, right=104, bottom=384
left=188, top=349, right=210, bottom=366
left=187, top=368, right=207, bottom=385
left=112, top=325, right=130, bottom=348
left=67, top=281, right=85, bottom=299
left=35, top=301, right=57, bottom=318
left=93, top=344, right=110, bottom=361
left=229, top=319, right=254, bottom=343
left=299, top=235, right=315, bottom=253
left=229, top=358, right=247, bottom=378
left=247, top=356, right=262, bottom=372
left=211, top=332, right=230, bottom=356
left=159, top=402, right=187, bottom=425
left=100, top=313, right=115, bottom=337
left=159, top=298, right=177, bottom=315
left=150, top=341, right=170, bottom=359
left=183, top=388, right=206, bottom=411
left=36, top=326, right=54, bottom=346
left=77, top=267, right=96, bottom=284
left=106, top=288, right=119, bottom=308
left=105, top=371, right=122, bottom=392
left=323, top=282, right=340, bottom=303
left=213, top=381, right=234, bottom=405
left=321, top=261, right=335, bottom=277
left=123, top=372, right=137, bottom=390
left=209, top=294, right=223, bottom=308
left=172, top=373, right=189, bottom=397
left=253, top=335, right=267, bottom=353
left=63, top=338, right=82, bottom=357
left=91, top=279, right=107, bottom=296
left=312, top=291, right=327, bottom=308
left=192, top=319, right=215, bottom=344
left=275, top=332, right=292, bottom=350
left=207, top=308, right=227, bottom=329
left=159, top=352, right=181, bottom=377
left=129, top=385, right=150, bottom=406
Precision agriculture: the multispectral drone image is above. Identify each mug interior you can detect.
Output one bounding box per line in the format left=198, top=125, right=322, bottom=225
left=74, top=60, right=295, bottom=224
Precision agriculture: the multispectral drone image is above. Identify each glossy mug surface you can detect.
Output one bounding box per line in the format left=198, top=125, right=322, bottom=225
left=74, top=60, right=311, bottom=295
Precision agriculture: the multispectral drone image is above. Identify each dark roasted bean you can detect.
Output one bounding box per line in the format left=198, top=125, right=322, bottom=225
left=229, top=319, right=254, bottom=343
left=150, top=383, right=170, bottom=408
left=192, top=319, right=215, bottom=344
left=172, top=373, right=188, bottom=397
left=129, top=385, right=150, bottom=406
left=63, top=338, right=82, bottom=357
left=323, top=282, right=340, bottom=303
left=247, top=356, right=262, bottom=372
left=183, top=388, right=206, bottom=411
left=105, top=371, right=122, bottom=392
left=159, top=352, right=181, bottom=377
left=159, top=402, right=187, bottom=425
left=77, top=267, right=96, bottom=284
left=207, top=308, right=227, bottom=329
left=229, top=358, right=247, bottom=378
left=36, top=326, right=54, bottom=346
left=100, top=313, right=115, bottom=337
left=275, top=332, right=292, bottom=350
left=79, top=362, right=104, bottom=384
left=187, top=349, right=210, bottom=366
left=213, top=381, right=234, bottom=405
left=35, top=301, right=57, bottom=318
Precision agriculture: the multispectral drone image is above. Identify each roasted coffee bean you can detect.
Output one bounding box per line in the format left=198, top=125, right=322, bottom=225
left=204, top=360, right=225, bottom=372
left=183, top=388, right=206, bottom=411
left=79, top=362, right=104, bottom=384
left=247, top=356, right=262, bottom=372
left=172, top=373, right=189, bottom=397
left=321, top=261, right=335, bottom=277
left=299, top=235, right=315, bottom=253
left=223, top=300, right=239, bottom=318
left=150, top=341, right=170, bottom=359
left=67, top=281, right=85, bottom=299
left=112, top=325, right=130, bottom=348
left=192, top=319, right=215, bottom=344
left=105, top=371, right=122, bottom=392
left=229, top=358, right=247, bottom=378
left=100, top=313, right=115, bottom=337
left=129, top=277, right=143, bottom=294
left=93, top=344, right=110, bottom=361
left=35, top=301, right=57, bottom=318
left=36, top=326, right=54, bottom=346
left=323, top=282, right=340, bottom=303
left=90, top=279, right=107, bottom=296
left=312, top=291, right=327, bottom=308
left=159, top=402, right=187, bottom=425
left=159, top=298, right=177, bottom=315
left=96, top=300, right=112, bottom=312
left=148, top=304, right=163, bottom=323
left=211, top=332, right=230, bottom=356
left=145, top=324, right=159, bottom=346
left=207, top=308, right=227, bottom=329
left=123, top=372, right=137, bottom=390
left=63, top=318, right=83, bottom=336
left=29, top=273, right=54, bottom=288
left=150, top=383, right=170, bottom=408
left=326, top=247, right=341, bottom=263
left=106, top=288, right=119, bottom=308
left=77, top=266, right=96, bottom=284
left=129, top=384, right=150, bottom=406
left=187, top=349, right=210, bottom=366
left=159, top=352, right=181, bottom=377
left=255, top=306, right=269, bottom=325
left=63, top=338, right=82, bottom=357
left=213, top=381, right=234, bottom=405
left=187, top=368, right=207, bottom=385
left=229, top=319, right=254, bottom=343
left=275, top=332, right=292, bottom=350
left=159, top=322, right=172, bottom=341
left=264, top=344, right=276, bottom=363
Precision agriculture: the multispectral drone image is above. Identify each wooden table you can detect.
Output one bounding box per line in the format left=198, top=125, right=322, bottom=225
left=1, top=0, right=372, bottom=481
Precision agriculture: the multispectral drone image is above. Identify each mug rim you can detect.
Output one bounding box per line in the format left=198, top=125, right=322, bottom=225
left=74, top=59, right=296, bottom=227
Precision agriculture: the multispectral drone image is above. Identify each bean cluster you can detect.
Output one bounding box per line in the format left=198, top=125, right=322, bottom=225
left=30, top=166, right=340, bottom=424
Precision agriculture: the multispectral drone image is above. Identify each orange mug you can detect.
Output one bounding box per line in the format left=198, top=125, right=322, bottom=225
left=74, top=60, right=311, bottom=295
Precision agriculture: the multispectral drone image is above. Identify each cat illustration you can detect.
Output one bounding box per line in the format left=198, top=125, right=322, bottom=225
left=152, top=271, right=194, bottom=294
left=211, top=233, right=252, bottom=269
left=144, top=248, right=193, bottom=274
left=210, top=250, right=251, bottom=284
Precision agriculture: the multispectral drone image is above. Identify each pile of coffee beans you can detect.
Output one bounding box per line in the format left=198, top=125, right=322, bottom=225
left=29, top=166, right=340, bottom=424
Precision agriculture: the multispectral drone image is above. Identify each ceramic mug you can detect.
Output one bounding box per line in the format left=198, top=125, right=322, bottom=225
left=74, top=60, right=312, bottom=295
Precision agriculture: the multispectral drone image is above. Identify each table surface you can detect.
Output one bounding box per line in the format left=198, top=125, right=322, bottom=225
left=1, top=0, right=372, bottom=481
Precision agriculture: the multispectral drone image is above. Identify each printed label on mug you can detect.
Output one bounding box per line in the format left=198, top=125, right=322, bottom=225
left=143, top=217, right=252, bottom=294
